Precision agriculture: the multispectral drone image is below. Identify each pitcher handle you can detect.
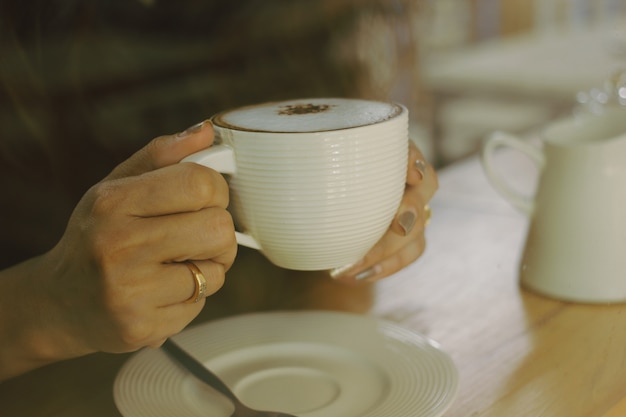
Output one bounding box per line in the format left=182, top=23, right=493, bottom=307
left=481, top=131, right=545, bottom=215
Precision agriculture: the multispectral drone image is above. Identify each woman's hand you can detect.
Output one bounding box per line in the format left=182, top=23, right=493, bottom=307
left=331, top=140, right=438, bottom=283
left=0, top=121, right=237, bottom=380
left=50, top=121, right=238, bottom=353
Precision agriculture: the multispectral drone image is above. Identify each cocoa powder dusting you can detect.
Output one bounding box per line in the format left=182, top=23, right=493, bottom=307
left=277, top=103, right=335, bottom=115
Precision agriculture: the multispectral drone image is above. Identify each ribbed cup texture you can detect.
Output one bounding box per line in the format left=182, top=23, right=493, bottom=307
left=222, top=111, right=408, bottom=270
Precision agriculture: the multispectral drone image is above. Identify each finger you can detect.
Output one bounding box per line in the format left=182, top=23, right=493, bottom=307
left=97, top=260, right=226, bottom=351
left=100, top=205, right=237, bottom=271
left=389, top=183, right=425, bottom=237
left=366, top=210, right=427, bottom=270
left=386, top=141, right=436, bottom=238
left=407, top=140, right=438, bottom=202
left=121, top=301, right=205, bottom=350
left=331, top=201, right=429, bottom=283
left=145, top=260, right=226, bottom=345
left=106, top=120, right=214, bottom=181
left=406, top=141, right=425, bottom=185
left=94, top=162, right=230, bottom=219
left=169, top=260, right=226, bottom=305
left=127, top=260, right=226, bottom=307
left=336, top=228, right=426, bottom=284
left=357, top=235, right=426, bottom=282
left=134, top=208, right=238, bottom=268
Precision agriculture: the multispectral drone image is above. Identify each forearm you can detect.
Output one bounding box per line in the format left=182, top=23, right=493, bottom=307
left=0, top=255, right=75, bottom=381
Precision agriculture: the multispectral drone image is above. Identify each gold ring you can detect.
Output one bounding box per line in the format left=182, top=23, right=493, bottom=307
left=184, top=261, right=207, bottom=304
left=424, top=204, right=432, bottom=226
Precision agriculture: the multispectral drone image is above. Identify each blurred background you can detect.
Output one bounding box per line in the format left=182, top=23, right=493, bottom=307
left=416, top=0, right=626, bottom=165
left=1, top=0, right=625, bottom=265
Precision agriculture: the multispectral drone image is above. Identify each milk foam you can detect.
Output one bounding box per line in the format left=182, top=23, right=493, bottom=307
left=213, top=98, right=401, bottom=132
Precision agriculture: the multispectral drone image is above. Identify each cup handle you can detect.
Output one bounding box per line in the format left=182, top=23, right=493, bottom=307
left=481, top=131, right=545, bottom=215
left=181, top=144, right=237, bottom=174
left=181, top=145, right=262, bottom=250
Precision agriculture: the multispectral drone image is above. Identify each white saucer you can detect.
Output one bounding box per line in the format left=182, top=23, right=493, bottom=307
left=114, top=311, right=458, bottom=417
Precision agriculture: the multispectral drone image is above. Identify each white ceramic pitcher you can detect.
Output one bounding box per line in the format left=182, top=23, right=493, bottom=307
left=482, top=106, right=626, bottom=303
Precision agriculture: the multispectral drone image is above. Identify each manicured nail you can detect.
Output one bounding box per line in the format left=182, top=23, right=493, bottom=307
left=176, top=120, right=209, bottom=139
left=414, top=159, right=427, bottom=180
left=329, top=260, right=364, bottom=279
left=355, top=264, right=382, bottom=281
left=424, top=204, right=432, bottom=227
left=398, top=210, right=417, bottom=236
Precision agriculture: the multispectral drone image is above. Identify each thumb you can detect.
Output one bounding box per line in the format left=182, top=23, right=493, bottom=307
left=106, top=120, right=214, bottom=180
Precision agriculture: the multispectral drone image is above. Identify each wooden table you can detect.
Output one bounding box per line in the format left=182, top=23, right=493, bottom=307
left=3, top=150, right=626, bottom=417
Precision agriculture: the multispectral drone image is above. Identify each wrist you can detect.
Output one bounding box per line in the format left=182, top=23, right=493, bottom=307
left=0, top=254, right=87, bottom=381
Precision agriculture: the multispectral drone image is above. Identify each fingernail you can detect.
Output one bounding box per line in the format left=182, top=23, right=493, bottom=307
left=414, top=159, right=427, bottom=180
left=398, top=210, right=417, bottom=236
left=176, top=120, right=209, bottom=139
left=329, top=259, right=364, bottom=279
left=424, top=204, right=432, bottom=227
left=355, top=264, right=382, bottom=281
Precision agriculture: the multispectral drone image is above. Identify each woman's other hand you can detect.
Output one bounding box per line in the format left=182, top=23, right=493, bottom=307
left=331, top=140, right=438, bottom=283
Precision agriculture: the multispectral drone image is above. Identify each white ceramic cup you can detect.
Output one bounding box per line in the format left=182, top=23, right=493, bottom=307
left=182, top=98, right=408, bottom=271
left=481, top=107, right=626, bottom=303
